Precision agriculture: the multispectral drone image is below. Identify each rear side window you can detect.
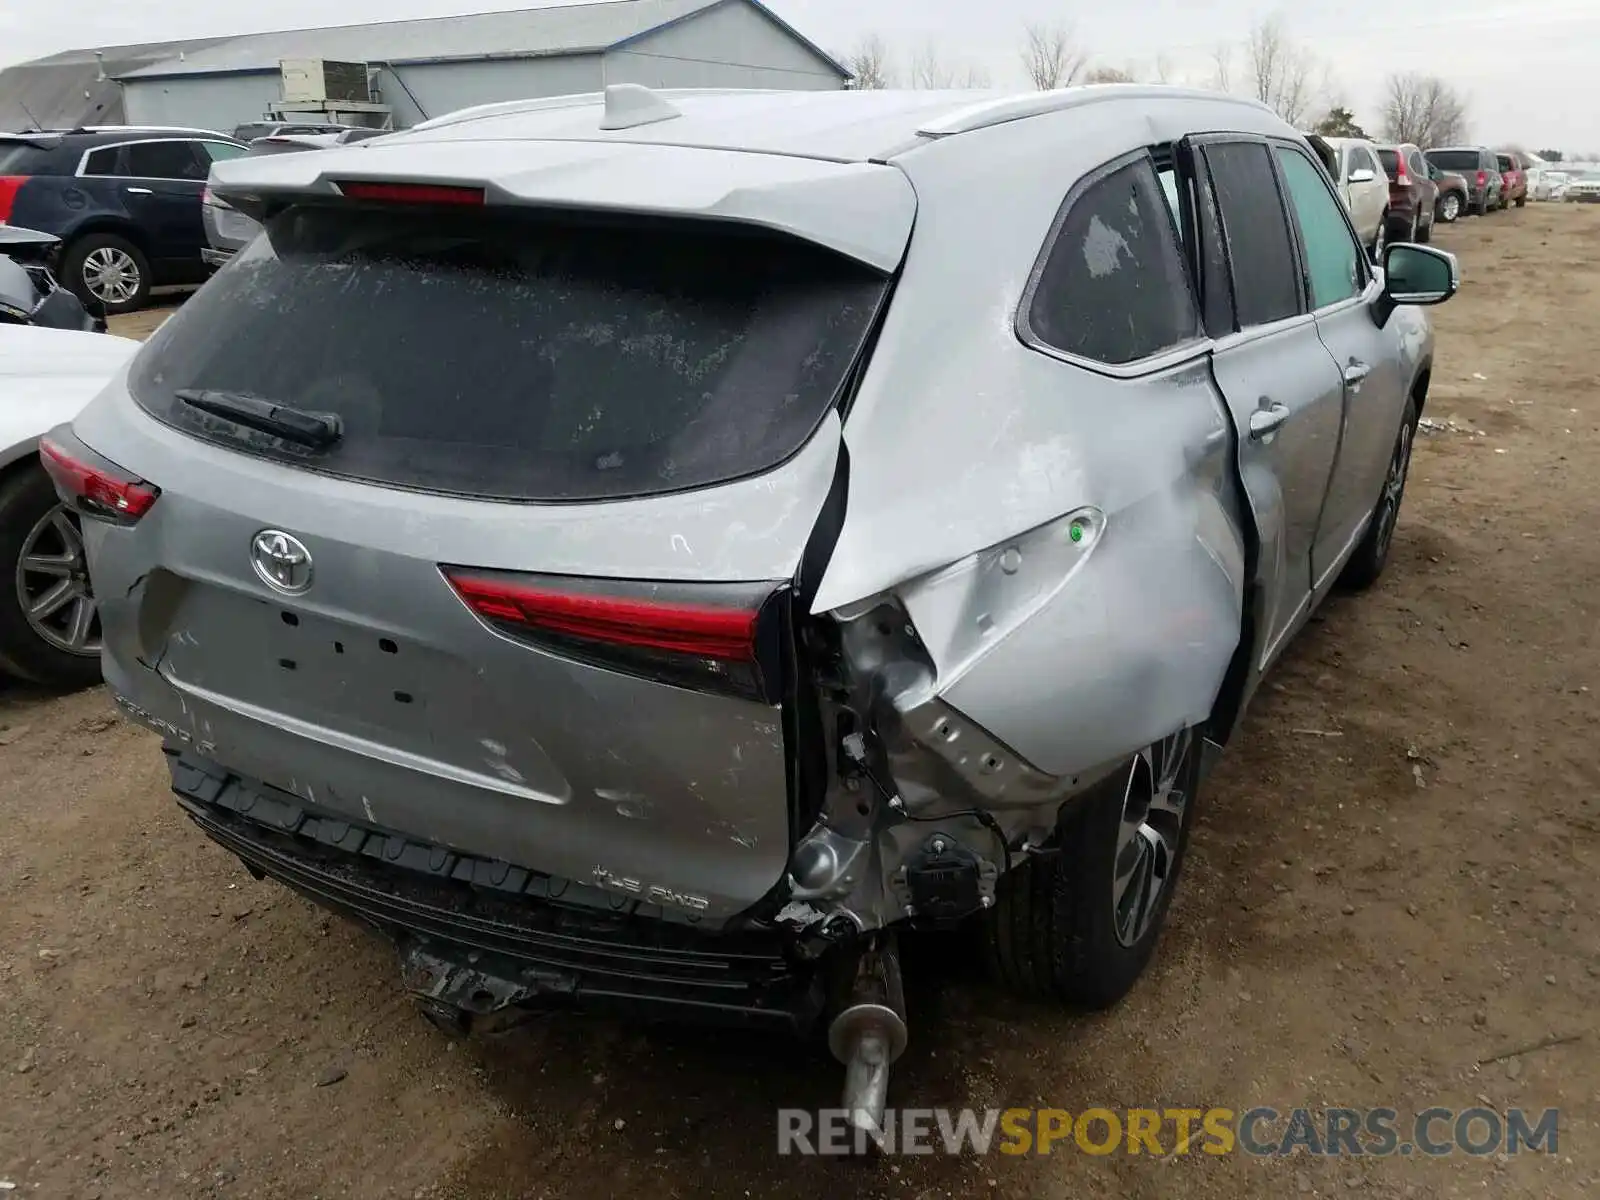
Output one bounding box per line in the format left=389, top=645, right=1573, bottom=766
left=1376, top=149, right=1399, bottom=179
left=1407, top=150, right=1428, bottom=178
left=1203, top=141, right=1301, bottom=328
left=1496, top=154, right=1513, bottom=171
left=130, top=205, right=888, bottom=502
left=82, top=147, right=123, bottom=177
left=1025, top=156, right=1200, bottom=366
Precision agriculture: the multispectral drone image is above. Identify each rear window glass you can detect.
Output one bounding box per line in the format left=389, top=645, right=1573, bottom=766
left=0, top=142, right=56, bottom=174
left=130, top=205, right=887, bottom=502
left=1375, top=149, right=1399, bottom=179
left=1496, top=154, right=1514, bottom=171
left=1428, top=150, right=1480, bottom=171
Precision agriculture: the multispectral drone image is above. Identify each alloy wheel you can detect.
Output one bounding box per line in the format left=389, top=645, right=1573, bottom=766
left=1112, top=729, right=1193, bottom=948
left=1373, top=419, right=1415, bottom=563
left=15, top=504, right=100, bottom=656
left=1441, top=193, right=1461, bottom=222
left=81, top=246, right=141, bottom=306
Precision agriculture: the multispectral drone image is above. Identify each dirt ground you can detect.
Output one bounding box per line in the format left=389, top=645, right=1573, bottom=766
left=3, top=204, right=1597, bottom=1199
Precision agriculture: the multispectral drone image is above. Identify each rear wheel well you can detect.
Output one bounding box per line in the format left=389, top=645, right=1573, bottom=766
left=64, top=219, right=150, bottom=257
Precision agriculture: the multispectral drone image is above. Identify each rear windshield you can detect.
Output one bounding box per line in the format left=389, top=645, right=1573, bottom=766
left=131, top=204, right=888, bottom=502
left=1428, top=150, right=1481, bottom=171
left=1376, top=149, right=1399, bottom=179
left=0, top=141, right=57, bottom=175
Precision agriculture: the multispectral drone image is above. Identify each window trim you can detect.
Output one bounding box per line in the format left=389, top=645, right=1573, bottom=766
left=1015, top=146, right=1209, bottom=380
left=74, top=136, right=243, bottom=181
left=1268, top=137, right=1375, bottom=316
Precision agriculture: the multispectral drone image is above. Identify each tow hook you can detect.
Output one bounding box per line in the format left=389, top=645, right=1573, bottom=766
left=828, top=932, right=907, bottom=1138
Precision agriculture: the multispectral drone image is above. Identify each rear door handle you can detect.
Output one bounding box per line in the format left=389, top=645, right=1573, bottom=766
left=1344, top=360, right=1372, bottom=390
left=1248, top=400, right=1291, bottom=441
left=126, top=186, right=153, bottom=195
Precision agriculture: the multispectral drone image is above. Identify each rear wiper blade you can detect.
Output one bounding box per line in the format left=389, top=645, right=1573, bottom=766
left=175, top=389, right=342, bottom=449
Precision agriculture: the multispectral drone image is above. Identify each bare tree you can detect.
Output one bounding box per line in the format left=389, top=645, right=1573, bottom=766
left=1020, top=22, right=1087, bottom=90
left=911, top=41, right=990, bottom=90
left=1084, top=65, right=1136, bottom=84
left=1244, top=15, right=1318, bottom=125
left=1209, top=44, right=1233, bottom=92
left=1152, top=53, right=1173, bottom=84
left=1381, top=73, right=1469, bottom=147
left=842, top=33, right=893, bottom=90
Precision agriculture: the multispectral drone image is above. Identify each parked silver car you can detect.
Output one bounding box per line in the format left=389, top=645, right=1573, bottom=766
left=49, top=84, right=1456, bottom=1131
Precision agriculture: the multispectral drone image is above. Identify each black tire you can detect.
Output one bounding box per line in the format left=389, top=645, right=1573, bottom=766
left=0, top=466, right=103, bottom=689
left=1338, top=395, right=1419, bottom=592
left=60, top=232, right=151, bottom=316
left=985, top=730, right=1201, bottom=1009
left=1515, top=196, right=1526, bottom=208
left=1416, top=211, right=1433, bottom=244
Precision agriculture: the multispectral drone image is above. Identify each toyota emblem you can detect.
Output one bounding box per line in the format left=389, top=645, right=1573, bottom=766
left=251, top=529, right=313, bottom=594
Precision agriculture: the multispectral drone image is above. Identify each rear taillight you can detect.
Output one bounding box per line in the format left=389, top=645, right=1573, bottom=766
left=0, top=176, right=25, bottom=223
left=1478, top=170, right=1487, bottom=187
left=443, top=568, right=784, bottom=701
left=38, top=426, right=159, bottom=525
left=334, top=180, right=484, bottom=206
left=1394, top=158, right=1408, bottom=183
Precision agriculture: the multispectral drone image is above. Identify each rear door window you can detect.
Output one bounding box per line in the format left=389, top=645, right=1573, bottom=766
left=125, top=140, right=207, bottom=181
left=1024, top=155, right=1201, bottom=365
left=1203, top=141, right=1302, bottom=328
left=1376, top=149, right=1399, bottom=180
left=130, top=205, right=888, bottom=502
left=81, top=146, right=125, bottom=177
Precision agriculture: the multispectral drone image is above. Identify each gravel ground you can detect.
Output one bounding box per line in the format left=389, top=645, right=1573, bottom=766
left=2, top=203, right=1597, bottom=1198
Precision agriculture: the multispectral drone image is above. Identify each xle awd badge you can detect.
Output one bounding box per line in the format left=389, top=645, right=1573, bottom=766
left=251, top=529, right=313, bottom=594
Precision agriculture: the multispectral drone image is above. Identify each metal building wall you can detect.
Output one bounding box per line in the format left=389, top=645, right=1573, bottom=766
left=603, top=2, right=842, bottom=90
left=122, top=72, right=286, bottom=132
left=373, top=56, right=603, bottom=126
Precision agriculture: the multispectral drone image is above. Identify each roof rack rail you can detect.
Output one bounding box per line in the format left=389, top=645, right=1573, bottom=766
left=406, top=87, right=778, bottom=134
left=915, top=84, right=1269, bottom=139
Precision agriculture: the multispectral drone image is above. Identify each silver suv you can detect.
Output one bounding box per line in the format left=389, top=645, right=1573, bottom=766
left=49, top=84, right=1456, bottom=1130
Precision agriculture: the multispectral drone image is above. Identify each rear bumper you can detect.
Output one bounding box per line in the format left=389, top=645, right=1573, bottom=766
left=165, top=748, right=826, bottom=1033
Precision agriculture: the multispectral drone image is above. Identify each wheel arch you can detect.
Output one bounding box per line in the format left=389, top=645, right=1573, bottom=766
left=62, top=218, right=153, bottom=260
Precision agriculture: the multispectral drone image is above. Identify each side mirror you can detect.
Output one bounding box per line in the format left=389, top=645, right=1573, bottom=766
left=1348, top=167, right=1376, bottom=183
left=1372, top=243, right=1459, bottom=326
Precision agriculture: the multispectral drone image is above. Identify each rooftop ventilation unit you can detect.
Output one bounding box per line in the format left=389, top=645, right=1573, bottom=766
left=280, top=59, right=373, bottom=106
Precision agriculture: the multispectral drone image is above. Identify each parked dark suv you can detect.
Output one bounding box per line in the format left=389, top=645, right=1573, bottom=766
left=0, top=127, right=248, bottom=313
left=1425, top=146, right=1504, bottom=215
left=1372, top=142, right=1438, bottom=243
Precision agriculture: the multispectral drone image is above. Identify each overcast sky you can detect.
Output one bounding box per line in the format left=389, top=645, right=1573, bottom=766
left=2, top=0, right=1596, bottom=151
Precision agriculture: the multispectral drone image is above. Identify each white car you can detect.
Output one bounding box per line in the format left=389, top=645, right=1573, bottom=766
left=0, top=325, right=140, bottom=686
left=1530, top=168, right=1570, bottom=200
left=1317, top=136, right=1391, bottom=256
left=1562, top=172, right=1600, bottom=203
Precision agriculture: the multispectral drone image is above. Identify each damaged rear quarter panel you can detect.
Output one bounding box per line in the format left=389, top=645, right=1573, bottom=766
left=817, top=103, right=1252, bottom=779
